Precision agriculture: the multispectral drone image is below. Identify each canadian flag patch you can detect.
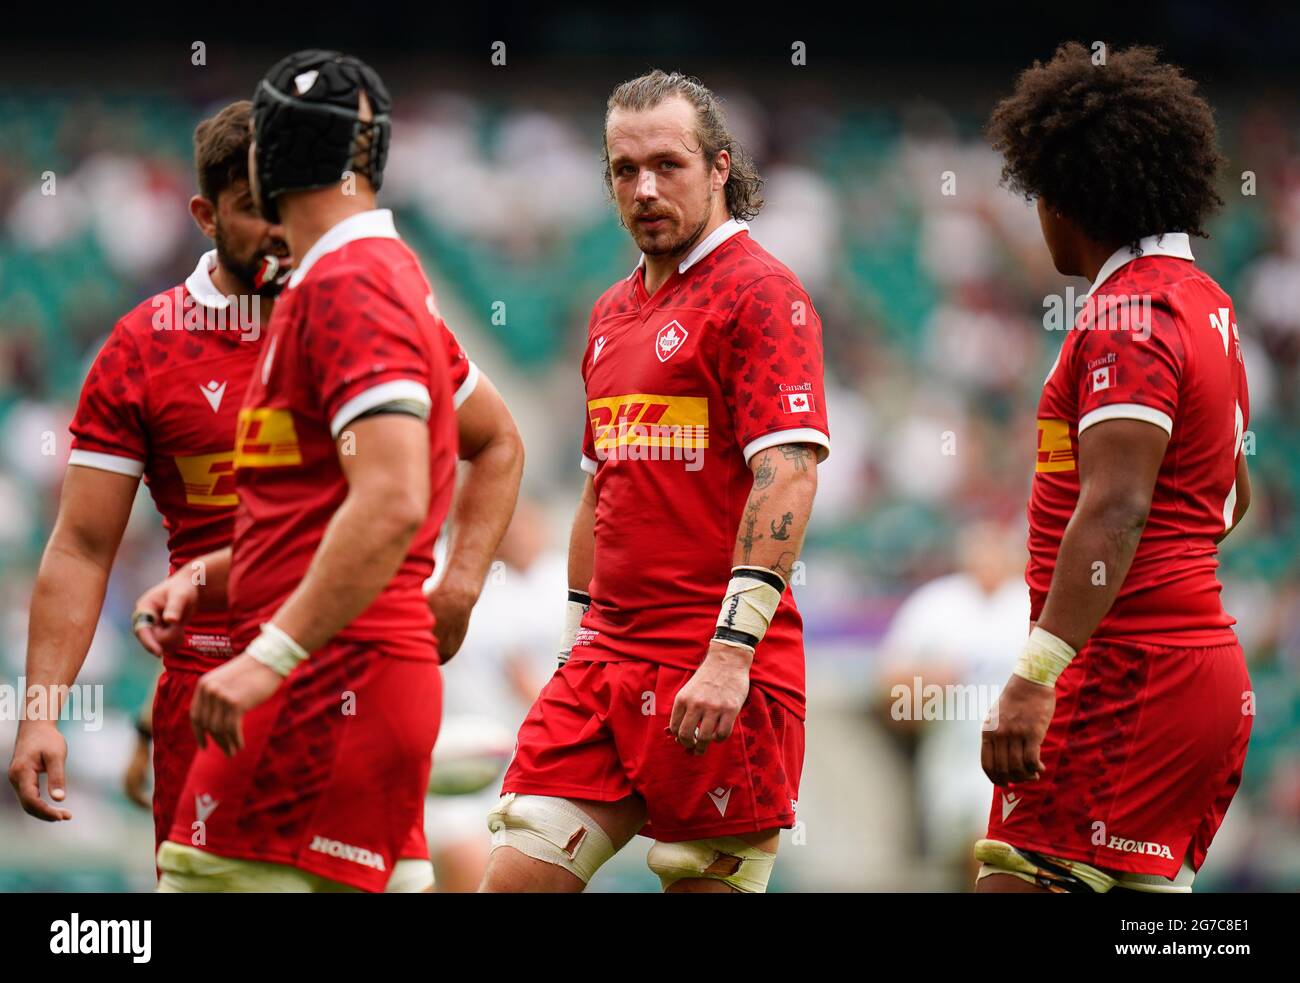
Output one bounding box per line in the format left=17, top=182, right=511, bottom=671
left=1091, top=366, right=1114, bottom=393
left=781, top=392, right=815, bottom=414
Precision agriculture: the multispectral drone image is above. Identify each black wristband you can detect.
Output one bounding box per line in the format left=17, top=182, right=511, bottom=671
left=730, top=566, right=786, bottom=592
left=567, top=589, right=592, bottom=606
left=135, top=718, right=152, bottom=741
left=713, top=626, right=760, bottom=649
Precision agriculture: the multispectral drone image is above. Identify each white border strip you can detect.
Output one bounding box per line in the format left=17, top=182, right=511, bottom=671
left=580, top=454, right=599, bottom=475
left=330, top=379, right=432, bottom=438
left=452, top=361, right=480, bottom=410
left=742, top=427, right=831, bottom=464
left=1078, top=402, right=1173, bottom=436
left=68, top=449, right=145, bottom=478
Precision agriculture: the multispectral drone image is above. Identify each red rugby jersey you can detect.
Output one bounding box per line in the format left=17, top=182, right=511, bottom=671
left=1028, top=233, right=1249, bottom=645
left=69, top=251, right=264, bottom=671
left=228, top=209, right=459, bottom=659
left=573, top=219, right=830, bottom=716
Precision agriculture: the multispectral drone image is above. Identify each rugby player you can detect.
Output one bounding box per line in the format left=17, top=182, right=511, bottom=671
left=481, top=71, right=829, bottom=893
left=10, top=97, right=522, bottom=893
left=977, top=43, right=1252, bottom=893
left=8, top=100, right=291, bottom=846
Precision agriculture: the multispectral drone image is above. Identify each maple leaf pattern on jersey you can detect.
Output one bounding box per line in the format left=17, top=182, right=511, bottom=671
left=718, top=275, right=825, bottom=450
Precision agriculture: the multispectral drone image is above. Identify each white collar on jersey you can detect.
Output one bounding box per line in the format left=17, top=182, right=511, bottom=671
left=288, top=208, right=401, bottom=290
left=1087, top=232, right=1195, bottom=297
left=184, top=250, right=232, bottom=309
left=629, top=217, right=750, bottom=279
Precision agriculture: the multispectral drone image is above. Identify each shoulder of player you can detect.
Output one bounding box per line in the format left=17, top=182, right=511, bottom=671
left=1088, top=267, right=1187, bottom=341
left=723, top=269, right=814, bottom=325
left=94, top=286, right=181, bottom=365
left=293, top=245, right=417, bottom=304
left=722, top=237, right=811, bottom=303
left=1112, top=253, right=1219, bottom=309
left=594, top=272, right=638, bottom=310
left=587, top=277, right=639, bottom=331
left=114, top=281, right=191, bottom=334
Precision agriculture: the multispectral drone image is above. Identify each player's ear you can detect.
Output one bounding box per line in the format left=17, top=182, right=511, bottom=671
left=712, top=149, right=730, bottom=193
left=189, top=194, right=218, bottom=239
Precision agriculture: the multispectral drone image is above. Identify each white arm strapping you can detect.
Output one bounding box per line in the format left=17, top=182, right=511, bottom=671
left=1013, top=626, right=1077, bottom=688
left=245, top=623, right=310, bottom=677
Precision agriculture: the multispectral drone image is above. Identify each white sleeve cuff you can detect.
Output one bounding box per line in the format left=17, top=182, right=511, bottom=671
left=742, top=427, right=830, bottom=464
left=330, top=379, right=433, bottom=438
left=580, top=454, right=599, bottom=475
left=1078, top=403, right=1173, bottom=437
left=452, top=361, right=480, bottom=410
left=67, top=449, right=145, bottom=477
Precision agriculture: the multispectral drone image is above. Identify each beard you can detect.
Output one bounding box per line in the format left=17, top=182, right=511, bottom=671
left=627, top=203, right=712, bottom=261
left=214, top=223, right=287, bottom=299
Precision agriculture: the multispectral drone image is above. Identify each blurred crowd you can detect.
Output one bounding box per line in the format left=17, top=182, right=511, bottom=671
left=0, top=80, right=1296, bottom=891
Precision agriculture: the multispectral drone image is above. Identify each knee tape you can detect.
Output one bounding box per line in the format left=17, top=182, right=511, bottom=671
left=974, top=839, right=1195, bottom=894
left=486, top=793, right=615, bottom=884
left=385, top=858, right=435, bottom=893
left=647, top=837, right=776, bottom=893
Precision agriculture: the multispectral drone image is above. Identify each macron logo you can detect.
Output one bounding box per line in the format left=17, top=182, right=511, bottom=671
left=1209, top=307, right=1237, bottom=356
left=708, top=786, right=733, bottom=817
left=200, top=380, right=227, bottom=413
left=1001, top=793, right=1021, bottom=821
left=592, top=336, right=607, bottom=364
left=194, top=793, right=219, bottom=822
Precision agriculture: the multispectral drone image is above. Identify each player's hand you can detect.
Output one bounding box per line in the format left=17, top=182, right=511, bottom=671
left=123, top=733, right=152, bottom=810
left=7, top=722, right=72, bottom=821
left=426, top=579, right=478, bottom=664
left=132, top=571, right=199, bottom=658
left=191, top=653, right=283, bottom=757
left=981, top=673, right=1056, bottom=786
left=668, top=641, right=752, bottom=756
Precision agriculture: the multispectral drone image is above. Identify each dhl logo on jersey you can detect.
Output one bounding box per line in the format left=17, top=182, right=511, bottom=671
left=1036, top=419, right=1076, bottom=473
left=587, top=394, right=709, bottom=453
left=235, top=408, right=302, bottom=469
left=174, top=451, right=238, bottom=506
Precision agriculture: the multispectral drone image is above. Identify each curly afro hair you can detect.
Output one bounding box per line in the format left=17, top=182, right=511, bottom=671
left=987, top=42, right=1226, bottom=251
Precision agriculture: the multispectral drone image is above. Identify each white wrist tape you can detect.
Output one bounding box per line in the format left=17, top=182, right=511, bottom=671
left=713, top=566, right=786, bottom=653
left=245, top=623, right=310, bottom=677
left=1013, top=626, right=1077, bottom=688
left=558, top=590, right=591, bottom=665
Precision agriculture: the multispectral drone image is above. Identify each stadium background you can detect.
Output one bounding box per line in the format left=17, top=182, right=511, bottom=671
left=0, top=6, right=1296, bottom=891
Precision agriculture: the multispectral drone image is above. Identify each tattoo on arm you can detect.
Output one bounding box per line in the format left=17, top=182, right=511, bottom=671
left=752, top=451, right=776, bottom=490
left=778, top=445, right=815, bottom=473
left=771, top=551, right=797, bottom=583
left=738, top=495, right=767, bottom=563
left=769, top=511, right=794, bottom=540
